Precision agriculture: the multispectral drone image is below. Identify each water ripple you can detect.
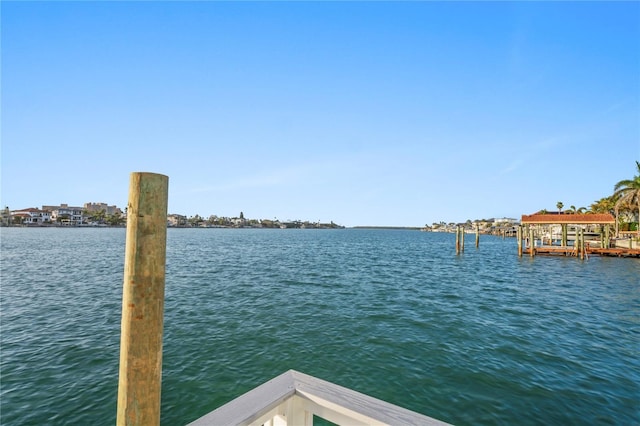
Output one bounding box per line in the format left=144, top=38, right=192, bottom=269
left=1, top=228, right=639, bottom=425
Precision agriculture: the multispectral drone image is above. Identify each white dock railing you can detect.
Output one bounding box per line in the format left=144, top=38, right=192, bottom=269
left=188, top=370, right=450, bottom=426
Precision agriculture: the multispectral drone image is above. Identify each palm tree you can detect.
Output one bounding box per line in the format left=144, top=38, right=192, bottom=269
left=556, top=201, right=563, bottom=213
left=613, top=161, right=640, bottom=236
left=590, top=196, right=616, bottom=215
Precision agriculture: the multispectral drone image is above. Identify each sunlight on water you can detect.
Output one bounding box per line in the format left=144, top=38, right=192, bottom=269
left=1, top=228, right=638, bottom=425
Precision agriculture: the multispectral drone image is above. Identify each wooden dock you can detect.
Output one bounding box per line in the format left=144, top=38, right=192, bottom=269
left=525, top=245, right=640, bottom=258
left=517, top=212, right=640, bottom=259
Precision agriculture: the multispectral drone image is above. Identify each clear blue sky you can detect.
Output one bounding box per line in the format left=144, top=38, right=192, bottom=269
left=2, top=1, right=639, bottom=227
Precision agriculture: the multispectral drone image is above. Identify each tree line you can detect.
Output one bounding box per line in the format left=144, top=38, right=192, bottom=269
left=553, top=161, right=639, bottom=232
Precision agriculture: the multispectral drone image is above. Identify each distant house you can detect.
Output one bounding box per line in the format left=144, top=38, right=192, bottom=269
left=43, top=204, right=84, bottom=225
left=231, top=217, right=246, bottom=227
left=167, top=214, right=187, bottom=227
left=84, top=202, right=123, bottom=216
left=11, top=208, right=52, bottom=225
left=493, top=217, right=518, bottom=225
left=0, top=207, right=10, bottom=226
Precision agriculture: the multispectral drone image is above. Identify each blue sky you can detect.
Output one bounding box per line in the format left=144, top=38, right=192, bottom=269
left=2, top=1, right=639, bottom=227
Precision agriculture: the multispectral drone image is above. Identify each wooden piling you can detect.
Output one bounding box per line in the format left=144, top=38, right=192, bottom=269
left=529, top=226, right=535, bottom=257
left=517, top=225, right=523, bottom=257
left=561, top=224, right=567, bottom=247
left=605, top=226, right=610, bottom=248
left=461, top=227, right=465, bottom=252
left=455, top=226, right=460, bottom=255
left=475, top=225, right=479, bottom=248
left=579, top=228, right=584, bottom=260
left=117, top=172, right=169, bottom=426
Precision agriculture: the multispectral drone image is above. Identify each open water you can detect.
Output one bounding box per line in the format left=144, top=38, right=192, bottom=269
left=0, top=228, right=638, bottom=425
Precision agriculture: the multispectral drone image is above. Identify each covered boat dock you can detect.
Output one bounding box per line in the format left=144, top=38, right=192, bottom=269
left=518, top=213, right=640, bottom=258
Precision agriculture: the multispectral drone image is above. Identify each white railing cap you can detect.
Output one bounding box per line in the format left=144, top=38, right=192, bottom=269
left=188, top=369, right=450, bottom=426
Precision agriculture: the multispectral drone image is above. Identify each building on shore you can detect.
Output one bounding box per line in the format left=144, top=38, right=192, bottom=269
left=84, top=202, right=123, bottom=216
left=521, top=212, right=616, bottom=246
left=8, top=208, right=52, bottom=225
left=41, top=204, right=85, bottom=226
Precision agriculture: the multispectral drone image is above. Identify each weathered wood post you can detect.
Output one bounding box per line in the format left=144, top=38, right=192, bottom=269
left=605, top=225, right=610, bottom=248
left=455, top=226, right=460, bottom=255
left=561, top=224, right=567, bottom=247
left=117, top=172, right=169, bottom=426
left=529, top=226, right=535, bottom=257
left=579, top=228, right=584, bottom=260
left=517, top=225, right=523, bottom=257
left=460, top=226, right=465, bottom=252
left=584, top=228, right=589, bottom=258
left=475, top=225, right=480, bottom=248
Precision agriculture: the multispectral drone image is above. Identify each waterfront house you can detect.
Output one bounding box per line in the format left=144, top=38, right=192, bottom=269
left=1, top=207, right=12, bottom=226
left=42, top=204, right=84, bottom=225
left=167, top=214, right=188, bottom=227
left=10, top=208, right=52, bottom=225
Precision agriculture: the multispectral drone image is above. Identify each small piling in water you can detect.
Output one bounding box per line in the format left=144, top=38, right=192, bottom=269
left=475, top=225, right=480, bottom=248
left=517, top=225, right=523, bottom=257
left=455, top=226, right=460, bottom=254
left=529, top=226, right=535, bottom=257
left=117, top=172, right=169, bottom=426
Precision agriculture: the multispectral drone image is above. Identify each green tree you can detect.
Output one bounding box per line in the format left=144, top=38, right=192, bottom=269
left=188, top=214, right=203, bottom=227
left=613, top=161, right=640, bottom=236
left=556, top=201, right=563, bottom=213
left=590, top=196, right=616, bottom=215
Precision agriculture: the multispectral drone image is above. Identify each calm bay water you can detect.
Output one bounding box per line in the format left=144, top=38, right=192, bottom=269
left=1, top=227, right=638, bottom=425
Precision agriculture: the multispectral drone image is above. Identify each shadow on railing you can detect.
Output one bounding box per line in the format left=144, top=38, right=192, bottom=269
left=188, top=370, right=449, bottom=426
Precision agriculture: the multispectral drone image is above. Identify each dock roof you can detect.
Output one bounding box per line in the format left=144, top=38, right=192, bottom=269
left=521, top=213, right=615, bottom=224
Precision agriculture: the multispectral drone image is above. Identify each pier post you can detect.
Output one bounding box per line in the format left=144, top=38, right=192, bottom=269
left=475, top=225, right=479, bottom=248
left=579, top=228, right=584, bottom=260
left=455, top=226, right=460, bottom=255
left=529, top=227, right=535, bottom=257
left=605, top=226, right=610, bottom=248
left=517, top=225, right=523, bottom=257
left=461, top=226, right=465, bottom=252
left=561, top=224, right=567, bottom=247
left=117, top=172, right=169, bottom=426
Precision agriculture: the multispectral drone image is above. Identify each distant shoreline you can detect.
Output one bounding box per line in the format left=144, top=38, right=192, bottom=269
left=3, top=224, right=419, bottom=230
left=351, top=226, right=421, bottom=230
